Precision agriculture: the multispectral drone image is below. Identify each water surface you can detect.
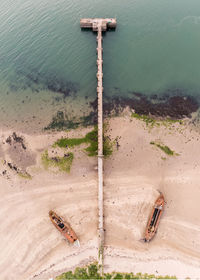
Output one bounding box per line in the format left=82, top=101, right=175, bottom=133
left=1, top=0, right=200, bottom=131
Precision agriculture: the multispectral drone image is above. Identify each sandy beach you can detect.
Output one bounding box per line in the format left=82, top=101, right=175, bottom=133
left=0, top=112, right=200, bottom=279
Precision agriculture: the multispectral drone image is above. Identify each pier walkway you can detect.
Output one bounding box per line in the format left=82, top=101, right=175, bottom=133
left=80, top=18, right=116, bottom=274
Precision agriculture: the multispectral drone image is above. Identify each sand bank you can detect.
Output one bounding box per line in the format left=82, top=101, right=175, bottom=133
left=0, top=114, right=200, bottom=279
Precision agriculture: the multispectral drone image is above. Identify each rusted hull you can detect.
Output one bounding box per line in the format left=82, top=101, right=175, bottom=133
left=49, top=210, right=78, bottom=244
left=144, top=193, right=165, bottom=242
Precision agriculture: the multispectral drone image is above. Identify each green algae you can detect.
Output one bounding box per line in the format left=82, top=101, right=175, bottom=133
left=150, top=141, right=178, bottom=156
left=53, top=126, right=114, bottom=157
left=131, top=113, right=183, bottom=128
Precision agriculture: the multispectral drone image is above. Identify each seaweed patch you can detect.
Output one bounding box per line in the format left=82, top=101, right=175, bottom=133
left=91, top=90, right=199, bottom=119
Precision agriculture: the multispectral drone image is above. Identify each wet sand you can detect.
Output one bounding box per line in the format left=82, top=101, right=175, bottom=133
left=0, top=114, right=200, bottom=279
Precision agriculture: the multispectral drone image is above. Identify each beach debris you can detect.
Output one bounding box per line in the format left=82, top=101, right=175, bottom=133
left=143, top=193, right=165, bottom=242
left=49, top=210, right=80, bottom=246
left=7, top=162, right=18, bottom=171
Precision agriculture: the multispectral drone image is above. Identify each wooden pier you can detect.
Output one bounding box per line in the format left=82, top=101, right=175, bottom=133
left=80, top=18, right=116, bottom=274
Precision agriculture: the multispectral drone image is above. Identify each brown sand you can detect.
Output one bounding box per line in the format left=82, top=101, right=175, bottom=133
left=0, top=114, right=200, bottom=279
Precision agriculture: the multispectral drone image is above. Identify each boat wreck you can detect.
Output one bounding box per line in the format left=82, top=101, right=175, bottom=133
left=49, top=210, right=80, bottom=246
left=144, top=193, right=165, bottom=242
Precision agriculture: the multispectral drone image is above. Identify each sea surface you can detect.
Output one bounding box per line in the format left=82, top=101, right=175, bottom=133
left=1, top=0, right=200, bottom=132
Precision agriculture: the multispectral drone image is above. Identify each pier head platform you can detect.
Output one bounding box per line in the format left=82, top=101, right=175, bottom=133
left=80, top=18, right=116, bottom=31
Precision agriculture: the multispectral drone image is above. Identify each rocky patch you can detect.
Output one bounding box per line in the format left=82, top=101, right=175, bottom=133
left=4, top=132, right=36, bottom=171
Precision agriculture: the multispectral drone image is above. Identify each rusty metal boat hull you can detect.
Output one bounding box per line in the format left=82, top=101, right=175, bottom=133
left=144, top=193, right=165, bottom=242
left=49, top=210, right=79, bottom=245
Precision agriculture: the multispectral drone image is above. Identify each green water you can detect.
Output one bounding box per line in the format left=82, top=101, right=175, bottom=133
left=1, top=0, right=200, bottom=132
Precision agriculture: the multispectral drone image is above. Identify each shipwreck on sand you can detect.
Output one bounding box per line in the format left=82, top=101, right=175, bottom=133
left=49, top=210, right=80, bottom=247
left=144, top=193, right=165, bottom=242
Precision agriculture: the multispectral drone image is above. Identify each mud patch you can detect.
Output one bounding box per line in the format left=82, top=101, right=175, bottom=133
left=5, top=133, right=36, bottom=171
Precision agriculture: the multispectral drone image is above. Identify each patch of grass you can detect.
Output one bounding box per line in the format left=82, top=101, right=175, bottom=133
left=57, top=271, right=74, bottom=280
left=88, top=263, right=100, bottom=279
left=54, top=126, right=114, bottom=157
left=124, top=274, right=131, bottom=279
left=150, top=141, right=178, bottom=156
left=113, top=273, right=123, bottom=279
left=103, top=136, right=113, bottom=157
left=18, top=172, right=32, bottom=179
left=104, top=274, right=112, bottom=279
left=53, top=137, right=86, bottom=148
left=73, top=267, right=88, bottom=279
left=56, top=263, right=177, bottom=279
left=83, top=126, right=99, bottom=157
left=41, top=150, right=73, bottom=173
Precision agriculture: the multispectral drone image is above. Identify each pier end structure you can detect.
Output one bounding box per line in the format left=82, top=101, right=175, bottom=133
left=80, top=18, right=116, bottom=31
left=80, top=18, right=116, bottom=274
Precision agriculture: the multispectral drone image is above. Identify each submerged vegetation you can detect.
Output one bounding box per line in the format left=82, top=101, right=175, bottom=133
left=44, top=111, right=96, bottom=131
left=131, top=113, right=183, bottom=128
left=56, top=263, right=177, bottom=279
left=44, top=111, right=80, bottom=130
left=150, top=141, right=178, bottom=156
left=54, top=126, right=114, bottom=157
left=10, top=69, right=79, bottom=98
left=41, top=150, right=73, bottom=172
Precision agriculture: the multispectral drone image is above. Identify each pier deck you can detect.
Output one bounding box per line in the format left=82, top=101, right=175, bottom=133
left=80, top=18, right=116, bottom=274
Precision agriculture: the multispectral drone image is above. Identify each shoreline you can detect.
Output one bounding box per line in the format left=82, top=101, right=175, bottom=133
left=0, top=113, right=200, bottom=279
left=0, top=90, right=199, bottom=135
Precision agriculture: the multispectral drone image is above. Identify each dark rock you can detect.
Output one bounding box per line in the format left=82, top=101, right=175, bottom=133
left=6, top=136, right=12, bottom=145
left=12, top=132, right=26, bottom=150
left=51, top=157, right=59, bottom=162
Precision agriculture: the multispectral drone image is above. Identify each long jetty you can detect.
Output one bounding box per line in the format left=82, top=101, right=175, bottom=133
left=80, top=18, right=117, bottom=274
